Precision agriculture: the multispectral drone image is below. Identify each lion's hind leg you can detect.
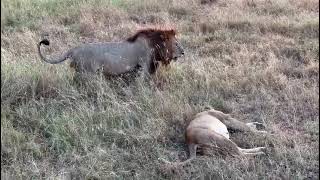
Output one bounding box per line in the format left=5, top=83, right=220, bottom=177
left=238, top=147, right=266, bottom=153
left=207, top=109, right=268, bottom=134
left=242, top=151, right=265, bottom=156
left=203, top=131, right=243, bottom=157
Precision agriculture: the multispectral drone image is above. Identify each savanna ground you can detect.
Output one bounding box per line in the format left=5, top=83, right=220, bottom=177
left=1, top=0, right=319, bottom=179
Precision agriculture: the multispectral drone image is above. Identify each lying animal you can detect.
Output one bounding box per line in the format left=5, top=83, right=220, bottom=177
left=37, top=27, right=184, bottom=77
left=160, top=108, right=267, bottom=165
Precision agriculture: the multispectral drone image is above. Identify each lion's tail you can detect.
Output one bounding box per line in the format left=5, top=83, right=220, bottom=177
left=38, top=39, right=71, bottom=64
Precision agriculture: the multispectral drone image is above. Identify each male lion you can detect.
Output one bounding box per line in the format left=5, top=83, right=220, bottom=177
left=38, top=27, right=184, bottom=78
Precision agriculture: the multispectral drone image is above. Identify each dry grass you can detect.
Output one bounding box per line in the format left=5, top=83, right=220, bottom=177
left=1, top=0, right=319, bottom=179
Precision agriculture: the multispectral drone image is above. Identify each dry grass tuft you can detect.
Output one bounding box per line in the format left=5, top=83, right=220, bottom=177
left=1, top=0, right=319, bottom=179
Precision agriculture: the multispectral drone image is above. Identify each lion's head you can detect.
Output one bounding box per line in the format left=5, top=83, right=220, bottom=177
left=127, top=27, right=184, bottom=67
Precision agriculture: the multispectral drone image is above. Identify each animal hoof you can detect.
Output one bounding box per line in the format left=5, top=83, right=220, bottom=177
left=247, top=122, right=266, bottom=130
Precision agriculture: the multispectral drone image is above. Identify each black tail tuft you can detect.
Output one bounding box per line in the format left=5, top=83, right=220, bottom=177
left=39, top=39, right=50, bottom=46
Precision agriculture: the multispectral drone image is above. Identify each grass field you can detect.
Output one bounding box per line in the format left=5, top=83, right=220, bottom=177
left=1, top=0, right=319, bottom=179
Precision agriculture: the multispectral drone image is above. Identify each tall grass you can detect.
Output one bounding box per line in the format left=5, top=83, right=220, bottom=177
left=1, top=0, right=319, bottom=179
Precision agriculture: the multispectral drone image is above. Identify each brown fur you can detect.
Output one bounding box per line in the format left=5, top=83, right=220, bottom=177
left=159, top=109, right=267, bottom=166
left=126, top=27, right=177, bottom=68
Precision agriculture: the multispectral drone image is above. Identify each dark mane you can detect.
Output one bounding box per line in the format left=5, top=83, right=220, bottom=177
left=126, top=27, right=176, bottom=42
left=126, top=27, right=177, bottom=74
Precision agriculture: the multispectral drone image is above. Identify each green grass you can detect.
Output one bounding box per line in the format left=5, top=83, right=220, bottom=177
left=1, top=0, right=319, bottom=179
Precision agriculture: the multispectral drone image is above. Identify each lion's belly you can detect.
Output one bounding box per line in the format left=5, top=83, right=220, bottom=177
left=189, top=115, right=230, bottom=139
left=99, top=55, right=140, bottom=75
left=102, top=63, right=137, bottom=75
